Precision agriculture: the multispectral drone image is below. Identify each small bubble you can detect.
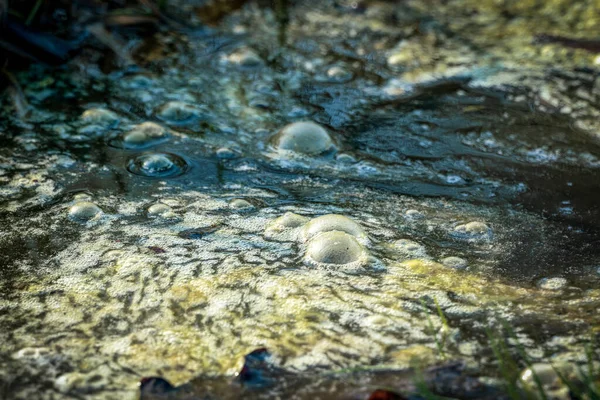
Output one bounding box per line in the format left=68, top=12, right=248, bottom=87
left=80, top=108, right=119, bottom=127
left=301, top=214, right=367, bottom=243
left=405, top=209, right=425, bottom=219
left=336, top=153, right=356, bottom=163
left=537, top=277, right=567, bottom=290
left=445, top=175, right=464, bottom=184
left=265, top=212, right=310, bottom=240
left=73, top=193, right=93, bottom=202
left=127, top=153, right=188, bottom=178
left=453, top=221, right=492, bottom=240
left=441, top=256, right=468, bottom=270
left=69, top=201, right=102, bottom=221
left=120, top=122, right=169, bottom=149
left=273, top=212, right=309, bottom=229
left=229, top=199, right=255, bottom=210
left=325, top=66, right=353, bottom=83
left=305, top=231, right=366, bottom=266
left=157, top=101, right=203, bottom=125
left=270, top=121, right=335, bottom=155
left=216, top=147, right=238, bottom=159
left=227, top=48, right=263, bottom=68
left=389, top=239, right=428, bottom=260
left=148, top=203, right=172, bottom=216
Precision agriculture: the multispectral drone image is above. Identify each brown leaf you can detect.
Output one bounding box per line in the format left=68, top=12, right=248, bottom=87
left=368, top=389, right=407, bottom=400
left=104, top=14, right=158, bottom=28
left=195, top=0, right=249, bottom=25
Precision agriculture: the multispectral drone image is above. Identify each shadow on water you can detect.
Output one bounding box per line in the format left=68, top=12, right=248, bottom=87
left=336, top=84, right=600, bottom=285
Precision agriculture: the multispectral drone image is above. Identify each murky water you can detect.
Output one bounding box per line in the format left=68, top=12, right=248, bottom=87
left=1, top=1, right=599, bottom=399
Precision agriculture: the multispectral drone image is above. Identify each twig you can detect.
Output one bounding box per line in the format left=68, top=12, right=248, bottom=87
left=1, top=67, right=31, bottom=118
left=87, top=22, right=135, bottom=66
left=137, top=0, right=186, bottom=30
left=25, top=0, right=43, bottom=26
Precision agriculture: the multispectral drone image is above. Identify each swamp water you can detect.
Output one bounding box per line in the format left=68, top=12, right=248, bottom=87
left=0, top=1, right=599, bottom=399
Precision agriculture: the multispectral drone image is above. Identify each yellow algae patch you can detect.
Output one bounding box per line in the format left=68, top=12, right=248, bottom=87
left=411, top=0, right=600, bottom=67
left=389, top=345, right=437, bottom=368
left=5, top=251, right=596, bottom=396
left=385, top=259, right=599, bottom=327
left=386, top=259, right=528, bottom=302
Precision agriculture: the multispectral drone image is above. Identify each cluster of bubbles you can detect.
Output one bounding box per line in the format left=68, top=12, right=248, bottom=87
left=82, top=99, right=339, bottom=179
left=147, top=203, right=177, bottom=219
left=74, top=106, right=347, bottom=222
left=110, top=122, right=170, bottom=150
left=266, top=213, right=371, bottom=272
left=452, top=221, right=493, bottom=241
left=263, top=208, right=499, bottom=276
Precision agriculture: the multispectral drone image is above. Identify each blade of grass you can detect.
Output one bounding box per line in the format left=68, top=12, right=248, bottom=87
left=550, top=363, right=585, bottom=400
left=414, top=368, right=457, bottom=400
left=499, top=319, right=548, bottom=400
left=433, top=298, right=448, bottom=357
left=485, top=327, right=521, bottom=400
left=576, top=363, right=600, bottom=400
left=421, top=299, right=446, bottom=360
left=585, top=337, right=597, bottom=384
left=25, top=0, right=43, bottom=26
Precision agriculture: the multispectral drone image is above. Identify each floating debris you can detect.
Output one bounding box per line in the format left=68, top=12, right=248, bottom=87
left=139, top=348, right=505, bottom=399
